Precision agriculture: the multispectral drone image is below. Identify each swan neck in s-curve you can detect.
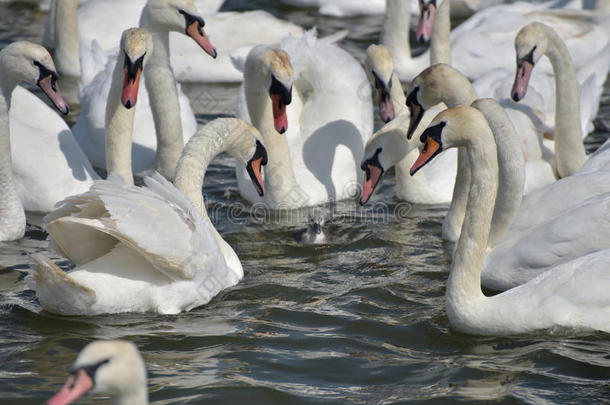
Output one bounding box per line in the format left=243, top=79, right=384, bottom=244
left=173, top=119, right=246, bottom=220
left=105, top=51, right=136, bottom=184
left=440, top=78, right=478, bottom=242
left=382, top=0, right=412, bottom=70
left=544, top=26, right=586, bottom=178
left=53, top=0, right=80, bottom=78
left=430, top=0, right=451, bottom=65
left=140, top=23, right=184, bottom=181
left=473, top=98, right=525, bottom=247
left=446, top=119, right=498, bottom=322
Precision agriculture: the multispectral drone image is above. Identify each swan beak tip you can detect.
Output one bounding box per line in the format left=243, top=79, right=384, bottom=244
left=46, top=369, right=94, bottom=405
left=410, top=136, right=441, bottom=175
left=37, top=74, right=69, bottom=115
left=360, top=163, right=383, bottom=205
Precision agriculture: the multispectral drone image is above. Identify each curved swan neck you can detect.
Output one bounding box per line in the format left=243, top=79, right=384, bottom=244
left=447, top=121, right=498, bottom=312
left=473, top=99, right=525, bottom=247
left=382, top=0, right=412, bottom=68
left=543, top=26, right=586, bottom=178
left=140, top=18, right=184, bottom=181
left=105, top=51, right=136, bottom=184
left=173, top=119, right=250, bottom=218
left=53, top=0, right=80, bottom=78
left=430, top=0, right=451, bottom=65
left=439, top=71, right=478, bottom=241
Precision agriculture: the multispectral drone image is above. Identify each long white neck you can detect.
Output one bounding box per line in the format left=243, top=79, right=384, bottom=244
left=382, top=0, right=413, bottom=70
left=244, top=72, right=300, bottom=207
left=446, top=120, right=498, bottom=330
left=53, top=0, right=80, bottom=78
left=430, top=0, right=451, bottom=65
left=437, top=75, right=478, bottom=242
left=173, top=119, right=249, bottom=220
left=140, top=16, right=184, bottom=180
left=543, top=25, right=586, bottom=178
left=390, top=72, right=408, bottom=116
left=0, top=65, right=26, bottom=241
left=105, top=52, right=137, bottom=184
left=472, top=98, right=525, bottom=247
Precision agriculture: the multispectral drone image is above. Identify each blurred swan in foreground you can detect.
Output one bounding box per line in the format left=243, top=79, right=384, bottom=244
left=47, top=340, right=148, bottom=405
left=31, top=104, right=266, bottom=316
left=411, top=106, right=610, bottom=335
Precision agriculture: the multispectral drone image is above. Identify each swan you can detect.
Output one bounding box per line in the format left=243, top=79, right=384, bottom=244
left=381, top=0, right=451, bottom=81
left=410, top=105, right=610, bottom=335
left=277, top=0, right=505, bottom=18
left=46, top=340, right=148, bottom=405
left=511, top=22, right=588, bottom=178
left=235, top=31, right=373, bottom=208
left=1, top=42, right=97, bottom=227
left=361, top=97, right=524, bottom=247
left=360, top=44, right=456, bottom=205
left=73, top=0, right=217, bottom=180
left=70, top=0, right=303, bottom=83
left=30, top=118, right=267, bottom=315
left=404, top=63, right=593, bottom=240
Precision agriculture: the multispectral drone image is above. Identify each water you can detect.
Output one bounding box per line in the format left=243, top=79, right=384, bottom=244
left=1, top=1, right=610, bottom=403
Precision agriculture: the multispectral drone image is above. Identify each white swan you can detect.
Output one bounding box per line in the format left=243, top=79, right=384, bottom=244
left=511, top=22, right=588, bottom=178
left=278, top=0, right=505, bottom=18
left=381, top=0, right=451, bottom=81
left=47, top=340, right=148, bottom=405
left=411, top=105, right=610, bottom=335
left=73, top=0, right=216, bottom=180
left=30, top=118, right=267, bottom=315
left=1, top=42, right=97, bottom=225
left=72, top=0, right=303, bottom=83
left=235, top=31, right=373, bottom=208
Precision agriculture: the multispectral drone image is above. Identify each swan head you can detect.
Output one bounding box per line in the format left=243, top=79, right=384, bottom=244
left=141, top=0, right=217, bottom=58
left=511, top=22, right=548, bottom=102
left=417, top=0, right=444, bottom=43
left=120, top=28, right=153, bottom=109
left=360, top=116, right=411, bottom=205
left=226, top=120, right=268, bottom=196
left=410, top=106, right=488, bottom=175
left=245, top=46, right=294, bottom=134
left=405, top=63, right=470, bottom=140
left=0, top=41, right=68, bottom=114
left=365, top=44, right=396, bottom=123
left=46, top=340, right=147, bottom=405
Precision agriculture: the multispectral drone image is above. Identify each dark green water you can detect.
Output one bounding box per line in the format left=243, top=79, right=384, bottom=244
left=1, top=1, right=610, bottom=404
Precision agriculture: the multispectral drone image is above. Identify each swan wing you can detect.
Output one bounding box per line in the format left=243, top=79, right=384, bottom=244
left=45, top=174, right=228, bottom=282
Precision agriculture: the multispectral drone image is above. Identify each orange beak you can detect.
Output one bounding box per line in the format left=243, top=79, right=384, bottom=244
left=416, top=2, right=437, bottom=43
left=360, top=163, right=384, bottom=205
left=511, top=61, right=534, bottom=102
left=410, top=137, right=441, bottom=175
left=186, top=19, right=217, bottom=58
left=248, top=157, right=265, bottom=196
left=38, top=74, right=69, bottom=115
left=121, top=61, right=143, bottom=109
left=271, top=93, right=288, bottom=134
left=46, top=369, right=94, bottom=405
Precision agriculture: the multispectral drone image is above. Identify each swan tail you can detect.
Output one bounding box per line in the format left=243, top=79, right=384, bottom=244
left=31, top=254, right=96, bottom=314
